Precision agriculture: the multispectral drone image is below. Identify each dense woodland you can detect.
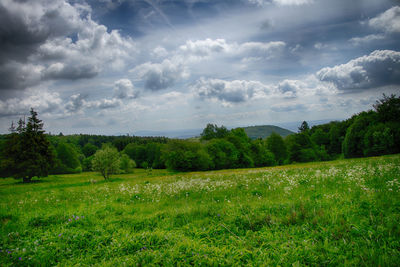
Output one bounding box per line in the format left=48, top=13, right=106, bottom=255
left=0, top=94, right=399, bottom=180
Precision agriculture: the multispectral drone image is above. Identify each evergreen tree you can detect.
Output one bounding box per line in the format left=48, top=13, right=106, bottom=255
left=298, top=121, right=310, bottom=133
left=2, top=109, right=55, bottom=182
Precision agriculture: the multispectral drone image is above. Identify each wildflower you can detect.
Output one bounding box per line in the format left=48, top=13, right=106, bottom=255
left=58, top=233, right=62, bottom=237
left=19, top=257, right=22, bottom=261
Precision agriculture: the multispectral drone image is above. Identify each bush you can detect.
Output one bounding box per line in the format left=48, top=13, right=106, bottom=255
left=119, top=154, right=136, bottom=174
left=92, top=145, right=120, bottom=180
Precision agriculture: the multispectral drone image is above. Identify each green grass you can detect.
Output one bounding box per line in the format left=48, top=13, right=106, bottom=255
left=1, top=155, right=400, bottom=266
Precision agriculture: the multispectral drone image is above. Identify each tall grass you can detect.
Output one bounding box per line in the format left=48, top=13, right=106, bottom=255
left=1, top=155, right=400, bottom=265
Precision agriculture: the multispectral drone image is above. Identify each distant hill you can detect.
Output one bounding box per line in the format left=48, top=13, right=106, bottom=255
left=241, top=125, right=294, bottom=139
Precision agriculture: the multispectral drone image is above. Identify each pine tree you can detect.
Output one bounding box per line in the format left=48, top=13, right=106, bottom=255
left=2, top=109, right=55, bottom=182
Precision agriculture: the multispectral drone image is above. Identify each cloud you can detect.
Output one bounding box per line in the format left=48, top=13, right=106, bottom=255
left=270, top=103, right=307, bottom=112
left=317, top=50, right=400, bottom=91
left=179, top=38, right=285, bottom=60
left=276, top=80, right=302, bottom=98
left=179, top=39, right=230, bottom=58
left=238, top=41, right=286, bottom=60
left=350, top=6, right=400, bottom=46
left=248, top=0, right=313, bottom=6
left=192, top=78, right=270, bottom=104
left=65, top=94, right=88, bottom=113
left=369, top=6, right=400, bottom=33
left=0, top=88, right=62, bottom=117
left=89, top=98, right=122, bottom=110
left=113, top=79, right=139, bottom=99
left=42, top=62, right=99, bottom=80
left=0, top=62, right=43, bottom=90
left=0, top=0, right=136, bottom=91
left=132, top=59, right=188, bottom=91
left=349, top=34, right=385, bottom=46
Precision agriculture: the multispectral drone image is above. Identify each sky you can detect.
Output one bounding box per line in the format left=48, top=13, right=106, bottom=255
left=0, top=0, right=399, bottom=135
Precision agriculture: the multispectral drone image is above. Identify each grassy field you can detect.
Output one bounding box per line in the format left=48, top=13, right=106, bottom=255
left=1, top=155, right=400, bottom=266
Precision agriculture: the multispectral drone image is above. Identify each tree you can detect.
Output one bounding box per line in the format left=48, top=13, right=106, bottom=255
left=250, top=139, right=276, bottom=167
left=206, top=139, right=239, bottom=169
left=91, top=145, right=121, bottom=180
left=265, top=132, right=287, bottom=165
left=200, top=124, right=229, bottom=140
left=343, top=111, right=377, bottom=158
left=119, top=154, right=136, bottom=174
left=82, top=143, right=98, bottom=157
left=2, top=109, right=55, bottom=182
left=52, top=142, right=82, bottom=174
left=298, top=121, right=310, bottom=133
left=373, top=94, right=400, bottom=123
left=163, top=140, right=213, bottom=171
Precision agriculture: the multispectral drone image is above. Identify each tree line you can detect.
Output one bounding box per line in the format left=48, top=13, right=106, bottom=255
left=0, top=94, right=399, bottom=181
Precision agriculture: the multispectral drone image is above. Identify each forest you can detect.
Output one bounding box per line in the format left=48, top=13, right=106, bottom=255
left=0, top=94, right=399, bottom=179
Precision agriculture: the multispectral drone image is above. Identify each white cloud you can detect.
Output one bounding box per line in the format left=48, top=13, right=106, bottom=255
left=179, top=39, right=285, bottom=60
left=192, top=78, right=270, bottom=104
left=349, top=34, right=385, bottom=46
left=131, top=59, right=189, bottom=91
left=317, top=50, right=400, bottom=90
left=113, top=79, right=139, bottom=99
left=248, top=0, right=313, bottom=6
left=273, top=0, right=313, bottom=6
left=152, top=46, right=168, bottom=58
left=238, top=41, right=286, bottom=59
left=179, top=38, right=230, bottom=59
left=369, top=6, right=400, bottom=33
left=0, top=88, right=62, bottom=116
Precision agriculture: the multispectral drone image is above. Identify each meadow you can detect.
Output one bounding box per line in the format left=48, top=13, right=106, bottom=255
left=1, top=155, right=400, bottom=266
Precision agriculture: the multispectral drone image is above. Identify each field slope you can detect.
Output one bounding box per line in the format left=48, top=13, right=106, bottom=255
left=1, top=155, right=400, bottom=266
left=242, top=125, right=294, bottom=139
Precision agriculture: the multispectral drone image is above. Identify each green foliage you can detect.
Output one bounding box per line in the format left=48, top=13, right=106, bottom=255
left=266, top=132, right=287, bottom=165
left=373, top=94, right=400, bottom=122
left=82, top=155, right=94, bottom=172
left=91, top=145, right=121, bottom=180
left=163, top=140, right=213, bottom=171
left=250, top=140, right=276, bottom=167
left=200, top=124, right=229, bottom=140
left=119, top=154, right=136, bottom=174
left=206, top=139, right=239, bottom=170
left=311, top=128, right=329, bottom=147
left=82, top=143, right=98, bottom=157
left=52, top=142, right=82, bottom=174
left=343, top=111, right=377, bottom=158
left=123, top=142, right=165, bottom=169
left=1, top=109, right=55, bottom=182
left=298, top=121, right=310, bottom=133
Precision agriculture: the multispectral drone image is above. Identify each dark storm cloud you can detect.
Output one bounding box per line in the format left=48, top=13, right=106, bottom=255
left=0, top=0, right=135, bottom=93
left=42, top=63, right=99, bottom=80
left=0, top=5, right=48, bottom=64
left=317, top=50, right=400, bottom=91
left=0, top=62, right=42, bottom=90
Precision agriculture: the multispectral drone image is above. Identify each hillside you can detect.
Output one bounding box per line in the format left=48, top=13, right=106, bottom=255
left=1, top=155, right=399, bottom=265
left=242, top=125, right=294, bottom=139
